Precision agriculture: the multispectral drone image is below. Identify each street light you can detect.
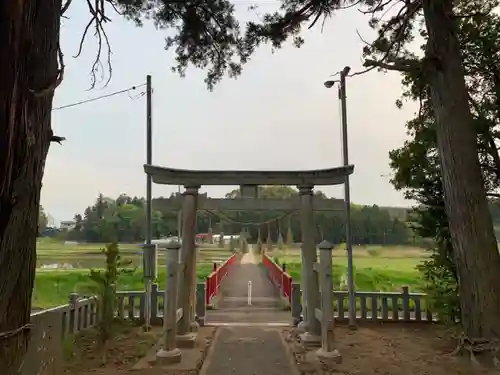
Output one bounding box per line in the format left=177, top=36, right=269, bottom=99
left=324, top=66, right=356, bottom=329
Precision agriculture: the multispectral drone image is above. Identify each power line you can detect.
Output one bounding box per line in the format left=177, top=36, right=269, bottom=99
left=52, top=83, right=146, bottom=111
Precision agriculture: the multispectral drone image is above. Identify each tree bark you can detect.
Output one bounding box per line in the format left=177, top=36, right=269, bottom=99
left=0, top=0, right=62, bottom=372
left=422, top=0, right=500, bottom=339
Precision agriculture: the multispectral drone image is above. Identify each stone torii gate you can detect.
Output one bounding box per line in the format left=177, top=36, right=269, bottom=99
left=144, top=164, right=354, bottom=346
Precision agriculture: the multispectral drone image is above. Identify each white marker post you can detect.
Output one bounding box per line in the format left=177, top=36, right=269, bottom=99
left=248, top=281, right=252, bottom=305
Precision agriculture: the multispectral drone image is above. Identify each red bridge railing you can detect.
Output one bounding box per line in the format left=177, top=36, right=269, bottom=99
left=205, top=253, right=238, bottom=305
left=262, top=253, right=292, bottom=304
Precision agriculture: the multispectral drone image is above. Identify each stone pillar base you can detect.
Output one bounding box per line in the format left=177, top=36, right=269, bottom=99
left=297, top=320, right=308, bottom=332
left=299, top=332, right=321, bottom=348
left=190, top=320, right=200, bottom=332
left=196, top=317, right=205, bottom=327
left=316, top=348, right=342, bottom=364
left=176, top=332, right=197, bottom=348
left=348, top=323, right=358, bottom=331
left=156, top=347, right=182, bottom=364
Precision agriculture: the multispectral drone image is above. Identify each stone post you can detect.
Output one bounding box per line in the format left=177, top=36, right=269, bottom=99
left=240, top=229, right=246, bottom=253
left=229, top=235, right=235, bottom=252
left=297, top=217, right=307, bottom=332
left=196, top=282, right=206, bottom=326
left=298, top=185, right=321, bottom=345
left=256, top=227, right=263, bottom=253
left=266, top=223, right=273, bottom=252
left=156, top=240, right=182, bottom=364
left=219, top=232, right=225, bottom=248
left=143, top=243, right=157, bottom=330
left=208, top=215, right=213, bottom=244
left=316, top=240, right=341, bottom=362
left=190, top=246, right=199, bottom=332
left=176, top=185, right=199, bottom=348
left=291, top=283, right=302, bottom=326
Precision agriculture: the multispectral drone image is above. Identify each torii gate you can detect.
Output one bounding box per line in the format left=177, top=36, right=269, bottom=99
left=144, top=164, right=354, bottom=346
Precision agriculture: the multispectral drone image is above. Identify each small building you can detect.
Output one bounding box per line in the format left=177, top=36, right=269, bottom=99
left=60, top=220, right=76, bottom=231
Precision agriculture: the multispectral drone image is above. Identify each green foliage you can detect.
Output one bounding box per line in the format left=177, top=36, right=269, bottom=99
left=63, top=187, right=412, bottom=246
left=417, top=253, right=460, bottom=324
left=38, top=205, right=48, bottom=235
left=112, top=0, right=421, bottom=90
left=88, top=243, right=135, bottom=348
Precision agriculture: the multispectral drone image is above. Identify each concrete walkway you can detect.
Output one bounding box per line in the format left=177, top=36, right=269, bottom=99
left=200, top=252, right=298, bottom=375
left=200, top=326, right=298, bottom=375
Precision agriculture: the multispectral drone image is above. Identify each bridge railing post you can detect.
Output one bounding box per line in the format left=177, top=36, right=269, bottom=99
left=316, top=240, right=341, bottom=362
left=156, top=240, right=182, bottom=364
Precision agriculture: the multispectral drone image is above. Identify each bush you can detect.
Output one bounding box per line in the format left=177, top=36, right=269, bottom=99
left=89, top=242, right=135, bottom=361
left=417, top=247, right=460, bottom=324
left=367, top=248, right=381, bottom=257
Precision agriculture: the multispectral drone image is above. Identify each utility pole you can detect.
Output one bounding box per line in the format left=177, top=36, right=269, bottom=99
left=324, top=67, right=356, bottom=329
left=338, top=67, right=356, bottom=328
left=144, top=75, right=155, bottom=330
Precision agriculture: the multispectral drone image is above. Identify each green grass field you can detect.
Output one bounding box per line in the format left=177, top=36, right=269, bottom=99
left=34, top=240, right=429, bottom=309
left=34, top=239, right=232, bottom=308
left=266, top=245, right=428, bottom=294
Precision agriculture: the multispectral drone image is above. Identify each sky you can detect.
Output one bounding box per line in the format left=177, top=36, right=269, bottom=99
left=42, top=1, right=418, bottom=224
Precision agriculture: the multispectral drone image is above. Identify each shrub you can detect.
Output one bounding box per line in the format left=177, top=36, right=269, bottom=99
left=367, top=248, right=382, bottom=257
left=89, top=242, right=135, bottom=361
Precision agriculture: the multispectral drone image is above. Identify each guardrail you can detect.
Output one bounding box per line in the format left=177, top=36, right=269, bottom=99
left=262, top=253, right=292, bottom=303
left=205, top=253, right=238, bottom=305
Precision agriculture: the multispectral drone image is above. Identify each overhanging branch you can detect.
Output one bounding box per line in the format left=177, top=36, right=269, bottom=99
left=364, top=57, right=421, bottom=73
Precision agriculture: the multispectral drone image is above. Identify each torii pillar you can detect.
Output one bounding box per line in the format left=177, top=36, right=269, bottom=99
left=176, top=185, right=199, bottom=348
left=298, top=185, right=321, bottom=345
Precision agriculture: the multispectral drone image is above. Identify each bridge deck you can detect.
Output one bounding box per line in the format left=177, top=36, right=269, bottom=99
left=206, top=252, right=292, bottom=324
left=200, top=253, right=297, bottom=375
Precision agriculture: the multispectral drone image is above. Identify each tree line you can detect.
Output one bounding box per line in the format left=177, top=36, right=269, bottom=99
left=56, top=186, right=412, bottom=246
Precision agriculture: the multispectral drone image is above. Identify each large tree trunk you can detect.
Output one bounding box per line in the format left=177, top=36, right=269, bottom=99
left=0, top=0, right=62, bottom=372
left=422, top=0, right=500, bottom=339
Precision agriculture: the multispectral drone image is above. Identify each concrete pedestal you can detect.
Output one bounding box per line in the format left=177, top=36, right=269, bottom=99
left=176, top=332, right=197, bottom=348
left=299, top=331, right=321, bottom=348
left=316, top=347, right=342, bottom=364
left=156, top=347, right=182, bottom=364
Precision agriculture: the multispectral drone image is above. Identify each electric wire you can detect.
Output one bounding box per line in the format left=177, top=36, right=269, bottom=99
left=52, top=83, right=146, bottom=111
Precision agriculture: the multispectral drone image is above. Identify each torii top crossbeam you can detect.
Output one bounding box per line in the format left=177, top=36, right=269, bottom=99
left=143, top=164, right=354, bottom=186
